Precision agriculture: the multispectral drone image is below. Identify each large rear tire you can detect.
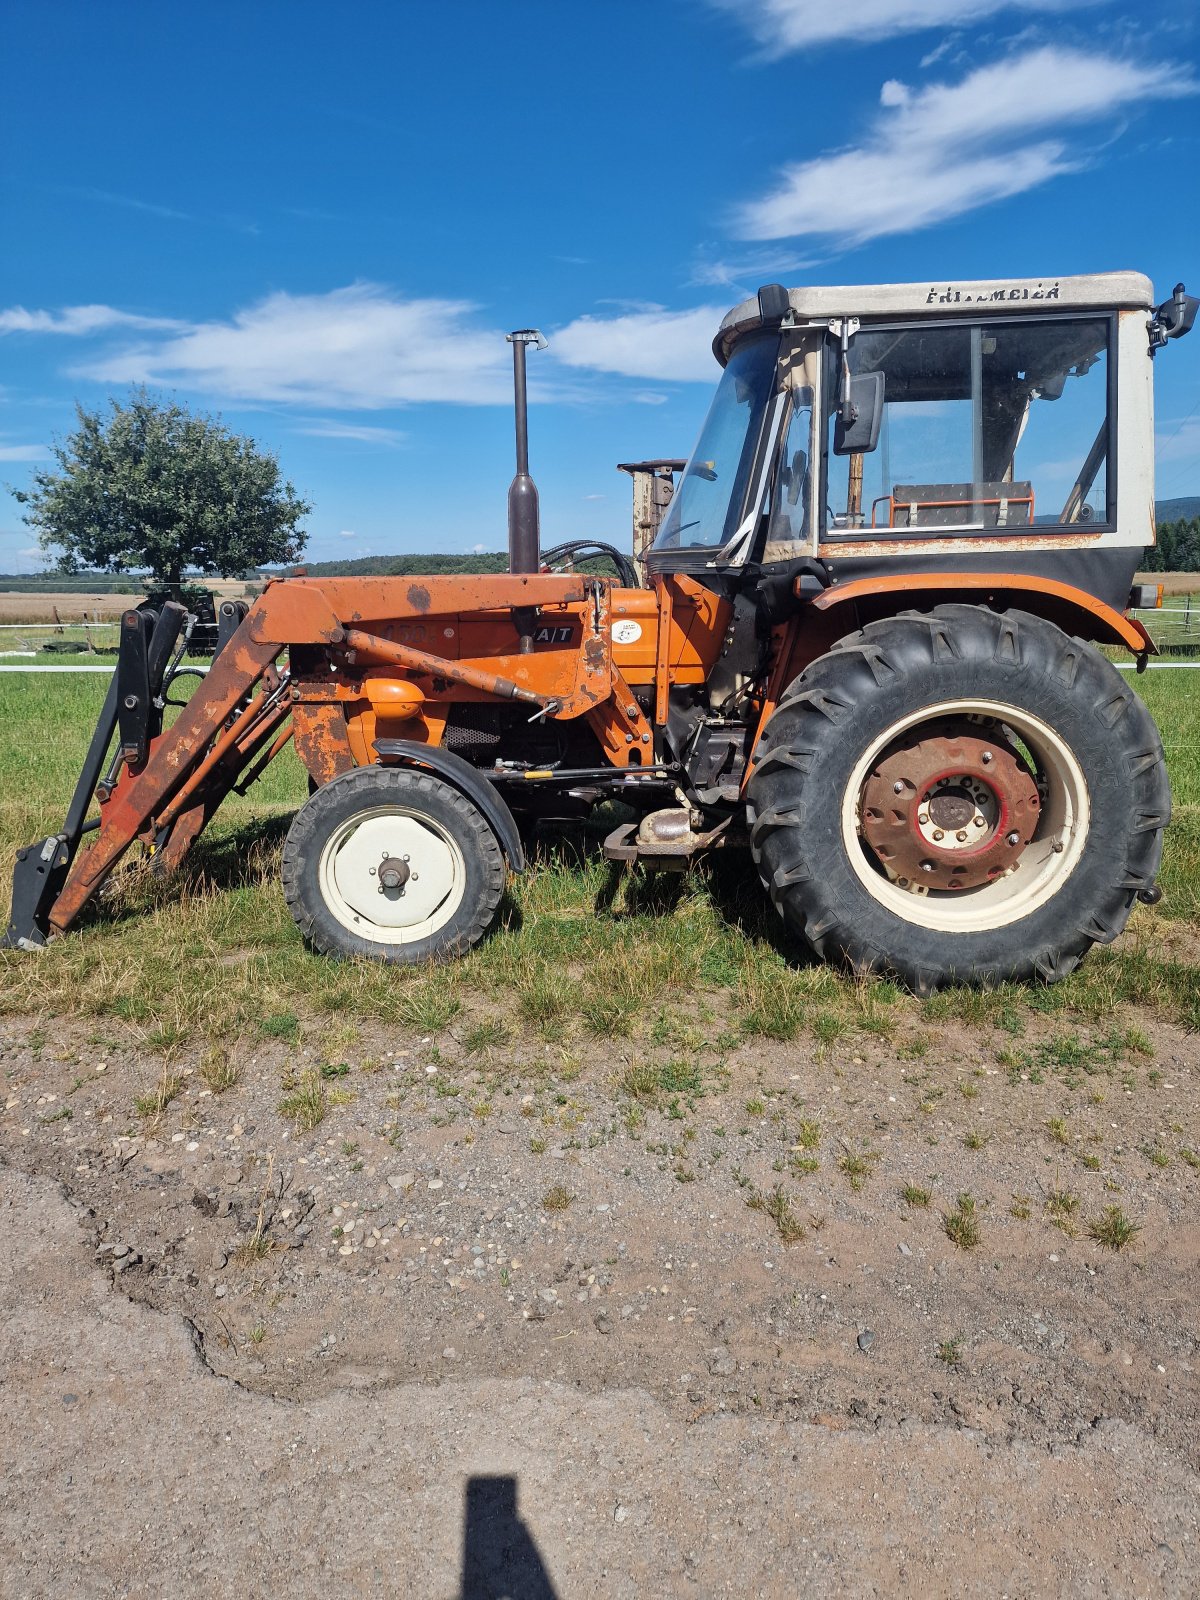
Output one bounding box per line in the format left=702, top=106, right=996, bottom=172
left=746, top=606, right=1169, bottom=991
left=281, top=766, right=506, bottom=964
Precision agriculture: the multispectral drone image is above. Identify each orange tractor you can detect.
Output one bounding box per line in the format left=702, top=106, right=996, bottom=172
left=6, top=272, right=1196, bottom=989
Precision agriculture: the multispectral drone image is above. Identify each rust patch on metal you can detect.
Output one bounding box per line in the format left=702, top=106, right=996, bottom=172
left=406, top=584, right=432, bottom=613
left=860, top=723, right=1039, bottom=892
left=292, top=704, right=356, bottom=787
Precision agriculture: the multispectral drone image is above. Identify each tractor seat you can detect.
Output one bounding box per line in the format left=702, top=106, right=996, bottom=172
left=883, top=481, right=1035, bottom=531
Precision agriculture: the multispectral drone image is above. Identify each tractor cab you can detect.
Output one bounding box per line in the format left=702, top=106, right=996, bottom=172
left=649, top=271, right=1196, bottom=615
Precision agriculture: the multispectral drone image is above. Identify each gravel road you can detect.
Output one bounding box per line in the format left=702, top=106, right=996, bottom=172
left=1, top=1009, right=1197, bottom=1596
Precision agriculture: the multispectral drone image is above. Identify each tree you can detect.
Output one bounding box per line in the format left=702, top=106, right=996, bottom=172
left=14, top=389, right=310, bottom=590
left=1143, top=517, right=1200, bottom=573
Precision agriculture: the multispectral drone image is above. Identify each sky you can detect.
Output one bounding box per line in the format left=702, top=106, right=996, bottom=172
left=1, top=0, right=1198, bottom=573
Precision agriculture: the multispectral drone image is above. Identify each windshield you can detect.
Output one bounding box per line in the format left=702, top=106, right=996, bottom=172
left=653, top=332, right=780, bottom=551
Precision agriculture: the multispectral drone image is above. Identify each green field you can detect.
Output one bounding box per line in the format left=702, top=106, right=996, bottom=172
left=0, top=663, right=1196, bottom=1047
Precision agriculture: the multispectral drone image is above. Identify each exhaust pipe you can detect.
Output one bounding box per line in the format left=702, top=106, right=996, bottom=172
left=506, top=329, right=546, bottom=573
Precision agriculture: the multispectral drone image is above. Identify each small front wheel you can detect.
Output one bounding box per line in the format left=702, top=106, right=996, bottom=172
left=281, top=766, right=506, bottom=963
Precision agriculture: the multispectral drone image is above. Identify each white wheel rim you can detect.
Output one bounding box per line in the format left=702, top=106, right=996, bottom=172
left=841, top=698, right=1090, bottom=933
left=317, top=805, right=467, bottom=946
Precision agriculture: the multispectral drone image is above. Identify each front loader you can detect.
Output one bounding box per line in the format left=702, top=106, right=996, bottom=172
left=6, top=270, right=1195, bottom=991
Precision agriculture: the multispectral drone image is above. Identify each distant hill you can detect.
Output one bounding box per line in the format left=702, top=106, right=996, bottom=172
left=290, top=552, right=509, bottom=578
left=1156, top=498, right=1200, bottom=523
left=0, top=572, right=140, bottom=592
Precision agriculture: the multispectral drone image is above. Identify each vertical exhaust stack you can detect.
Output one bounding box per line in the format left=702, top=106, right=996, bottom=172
left=506, top=329, right=547, bottom=573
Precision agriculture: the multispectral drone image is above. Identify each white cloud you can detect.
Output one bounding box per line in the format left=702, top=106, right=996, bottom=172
left=0, top=305, right=188, bottom=336
left=68, top=284, right=513, bottom=409
left=735, top=48, right=1196, bottom=246
left=296, top=420, right=407, bottom=445
left=553, top=305, right=725, bottom=383
left=0, top=443, right=50, bottom=461
left=5, top=284, right=726, bottom=402
left=688, top=248, right=819, bottom=291
left=337, top=529, right=357, bottom=539
left=719, top=0, right=1096, bottom=53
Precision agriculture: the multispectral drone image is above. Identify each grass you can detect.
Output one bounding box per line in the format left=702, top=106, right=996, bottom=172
left=943, top=1193, right=981, bottom=1250
left=134, top=1069, right=183, bottom=1121
left=462, top=1019, right=509, bottom=1055
left=901, top=1183, right=932, bottom=1208
left=747, top=1182, right=806, bottom=1243
left=936, top=1337, right=964, bottom=1366
left=541, top=1184, right=574, bottom=1212
left=0, top=658, right=1196, bottom=1061
left=277, top=1069, right=326, bottom=1132
left=1045, top=1188, right=1080, bottom=1235
left=618, top=1058, right=706, bottom=1103
left=199, top=1047, right=240, bottom=1094
left=837, top=1150, right=878, bottom=1191
left=1087, top=1206, right=1140, bottom=1251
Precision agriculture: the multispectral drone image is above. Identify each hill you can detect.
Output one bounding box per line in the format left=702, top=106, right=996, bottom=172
left=1156, top=498, right=1200, bottom=523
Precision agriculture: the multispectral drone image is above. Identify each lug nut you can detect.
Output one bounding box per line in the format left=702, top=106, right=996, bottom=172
left=981, top=751, right=993, bottom=764
left=956, top=830, right=967, bottom=841
left=1006, top=831, right=1020, bottom=846
left=918, top=812, right=929, bottom=825
left=932, top=829, right=944, bottom=842
left=920, top=860, right=934, bottom=873
left=893, top=781, right=905, bottom=795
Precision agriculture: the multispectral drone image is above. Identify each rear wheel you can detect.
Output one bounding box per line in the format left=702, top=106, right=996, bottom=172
left=747, top=605, right=1169, bottom=991
left=281, top=766, right=506, bottom=963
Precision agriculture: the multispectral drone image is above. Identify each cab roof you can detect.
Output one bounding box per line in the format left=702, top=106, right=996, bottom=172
left=714, top=270, right=1154, bottom=365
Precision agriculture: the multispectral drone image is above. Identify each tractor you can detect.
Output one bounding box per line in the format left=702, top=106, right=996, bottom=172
left=5, top=271, right=1196, bottom=991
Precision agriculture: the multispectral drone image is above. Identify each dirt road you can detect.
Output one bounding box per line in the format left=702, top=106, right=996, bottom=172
left=1, top=1006, right=1198, bottom=1595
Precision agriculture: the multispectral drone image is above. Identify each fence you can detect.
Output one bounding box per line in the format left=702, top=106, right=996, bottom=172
left=1131, top=598, right=1200, bottom=656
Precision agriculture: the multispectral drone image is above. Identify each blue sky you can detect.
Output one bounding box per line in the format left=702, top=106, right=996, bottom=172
left=2, top=0, right=1198, bottom=572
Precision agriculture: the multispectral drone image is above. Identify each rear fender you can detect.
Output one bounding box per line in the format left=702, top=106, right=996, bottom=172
left=810, top=573, right=1154, bottom=655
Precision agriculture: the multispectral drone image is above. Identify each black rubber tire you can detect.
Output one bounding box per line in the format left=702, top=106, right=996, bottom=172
left=281, top=766, right=506, bottom=964
left=746, top=605, right=1170, bottom=992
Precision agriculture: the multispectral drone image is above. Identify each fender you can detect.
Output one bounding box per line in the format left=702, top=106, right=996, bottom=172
left=371, top=738, right=526, bottom=871
left=810, top=573, right=1155, bottom=656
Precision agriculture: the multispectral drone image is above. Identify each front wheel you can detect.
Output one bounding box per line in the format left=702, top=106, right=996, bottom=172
left=747, top=605, right=1169, bottom=991
left=281, top=766, right=506, bottom=963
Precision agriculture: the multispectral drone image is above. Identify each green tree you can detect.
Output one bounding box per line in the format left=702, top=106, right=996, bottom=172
left=13, top=390, right=310, bottom=591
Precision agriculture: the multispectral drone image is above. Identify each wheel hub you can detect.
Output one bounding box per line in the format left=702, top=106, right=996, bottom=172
left=376, top=855, right=411, bottom=893
left=325, top=812, right=457, bottom=931
left=860, top=725, right=1041, bottom=892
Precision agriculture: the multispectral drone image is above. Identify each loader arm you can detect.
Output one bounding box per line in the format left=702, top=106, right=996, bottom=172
left=48, top=626, right=285, bottom=933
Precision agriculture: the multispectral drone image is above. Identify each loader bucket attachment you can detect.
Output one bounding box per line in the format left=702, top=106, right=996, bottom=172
left=3, top=598, right=285, bottom=948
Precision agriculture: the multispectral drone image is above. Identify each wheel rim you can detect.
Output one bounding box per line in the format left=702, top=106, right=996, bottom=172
left=841, top=699, right=1090, bottom=933
left=316, top=805, right=467, bottom=946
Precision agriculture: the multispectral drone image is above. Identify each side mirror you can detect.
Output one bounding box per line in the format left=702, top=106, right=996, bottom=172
left=833, top=372, right=884, bottom=455
left=1151, top=281, right=1199, bottom=350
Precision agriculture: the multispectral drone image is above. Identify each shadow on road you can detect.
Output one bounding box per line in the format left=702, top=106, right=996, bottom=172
left=459, top=1475, right=558, bottom=1599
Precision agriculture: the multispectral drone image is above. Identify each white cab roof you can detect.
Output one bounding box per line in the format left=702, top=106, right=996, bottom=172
left=716, top=271, right=1154, bottom=362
